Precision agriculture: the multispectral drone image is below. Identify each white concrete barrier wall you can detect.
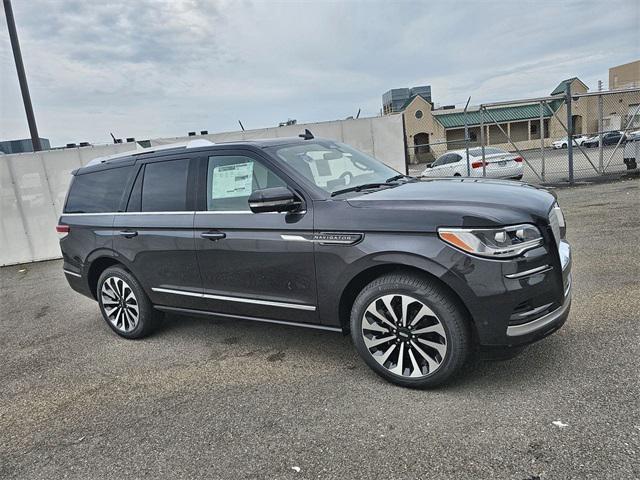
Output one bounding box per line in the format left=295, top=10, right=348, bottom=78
left=1, top=114, right=406, bottom=265
left=151, top=114, right=407, bottom=173
left=1, top=143, right=138, bottom=266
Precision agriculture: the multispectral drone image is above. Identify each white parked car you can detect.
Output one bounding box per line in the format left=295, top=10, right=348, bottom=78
left=552, top=135, right=589, bottom=149
left=420, top=147, right=523, bottom=180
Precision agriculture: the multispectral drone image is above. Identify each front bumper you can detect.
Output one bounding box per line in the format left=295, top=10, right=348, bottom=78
left=443, top=238, right=572, bottom=347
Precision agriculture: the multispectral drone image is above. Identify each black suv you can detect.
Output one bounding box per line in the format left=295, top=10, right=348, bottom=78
left=59, top=136, right=572, bottom=388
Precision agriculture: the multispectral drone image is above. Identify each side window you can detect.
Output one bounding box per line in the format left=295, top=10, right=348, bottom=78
left=126, top=166, right=144, bottom=212
left=206, top=155, right=286, bottom=212
left=141, top=159, right=189, bottom=212
left=64, top=166, right=134, bottom=213
left=450, top=154, right=462, bottom=164
left=432, top=154, right=447, bottom=167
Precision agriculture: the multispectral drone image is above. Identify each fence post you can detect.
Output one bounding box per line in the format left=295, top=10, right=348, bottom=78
left=539, top=102, right=545, bottom=182
left=598, top=93, right=604, bottom=174
left=464, top=97, right=471, bottom=177
left=480, top=107, right=486, bottom=177
left=565, top=84, right=574, bottom=183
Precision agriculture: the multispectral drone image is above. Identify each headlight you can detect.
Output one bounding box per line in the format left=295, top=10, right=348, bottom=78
left=438, top=224, right=543, bottom=258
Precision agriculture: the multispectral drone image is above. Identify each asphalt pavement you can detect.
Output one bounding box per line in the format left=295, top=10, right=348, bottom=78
left=1, top=178, right=639, bottom=479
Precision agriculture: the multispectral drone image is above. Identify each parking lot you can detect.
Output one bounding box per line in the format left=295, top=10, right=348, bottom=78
left=1, top=178, right=639, bottom=479
left=409, top=144, right=630, bottom=184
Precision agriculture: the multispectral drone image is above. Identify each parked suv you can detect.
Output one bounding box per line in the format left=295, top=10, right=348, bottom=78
left=59, top=136, right=572, bottom=388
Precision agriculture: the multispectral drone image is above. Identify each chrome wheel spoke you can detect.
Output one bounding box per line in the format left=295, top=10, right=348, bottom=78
left=408, top=349, right=424, bottom=377
left=365, top=305, right=396, bottom=331
left=362, top=319, right=390, bottom=334
left=410, top=340, right=440, bottom=373
left=390, top=342, right=405, bottom=375
left=412, top=323, right=446, bottom=337
left=363, top=334, right=396, bottom=349
left=361, top=293, right=447, bottom=379
left=381, top=295, right=399, bottom=325
left=373, top=343, right=397, bottom=366
left=409, top=304, right=436, bottom=326
left=417, top=338, right=447, bottom=358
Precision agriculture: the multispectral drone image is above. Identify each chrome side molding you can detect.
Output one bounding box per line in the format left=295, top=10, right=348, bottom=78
left=151, top=287, right=316, bottom=311
left=154, top=305, right=341, bottom=332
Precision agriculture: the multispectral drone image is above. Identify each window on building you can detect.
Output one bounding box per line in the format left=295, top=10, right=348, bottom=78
left=64, top=166, right=134, bottom=213
left=141, top=159, right=190, bottom=212
left=415, top=110, right=423, bottom=119
left=206, top=156, right=286, bottom=212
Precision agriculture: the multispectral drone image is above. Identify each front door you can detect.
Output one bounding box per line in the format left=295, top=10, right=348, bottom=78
left=193, top=150, right=318, bottom=324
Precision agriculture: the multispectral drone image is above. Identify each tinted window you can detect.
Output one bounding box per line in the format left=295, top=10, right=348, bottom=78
left=468, top=147, right=506, bottom=156
left=207, top=155, right=286, bottom=211
left=64, top=166, right=133, bottom=213
left=142, top=159, right=189, bottom=212
left=432, top=154, right=449, bottom=167
left=126, top=166, right=144, bottom=212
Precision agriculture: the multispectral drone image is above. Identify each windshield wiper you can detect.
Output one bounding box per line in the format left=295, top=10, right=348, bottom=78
left=330, top=182, right=390, bottom=197
left=386, top=174, right=413, bottom=183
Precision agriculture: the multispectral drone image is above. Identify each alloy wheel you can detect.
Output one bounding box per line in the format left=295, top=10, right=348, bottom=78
left=100, top=276, right=140, bottom=333
left=361, top=294, right=448, bottom=378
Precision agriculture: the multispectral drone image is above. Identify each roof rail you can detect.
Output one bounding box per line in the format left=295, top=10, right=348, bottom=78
left=85, top=139, right=215, bottom=167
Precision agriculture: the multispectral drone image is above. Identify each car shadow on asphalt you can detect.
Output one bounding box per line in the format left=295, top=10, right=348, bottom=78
left=153, top=311, right=565, bottom=392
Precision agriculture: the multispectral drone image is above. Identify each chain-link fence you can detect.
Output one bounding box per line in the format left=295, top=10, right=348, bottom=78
left=406, top=86, right=640, bottom=184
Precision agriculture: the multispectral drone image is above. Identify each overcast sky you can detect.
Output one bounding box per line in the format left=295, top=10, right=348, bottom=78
left=1, top=0, right=639, bottom=146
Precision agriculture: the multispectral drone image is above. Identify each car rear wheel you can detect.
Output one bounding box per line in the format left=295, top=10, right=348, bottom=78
left=97, top=266, right=159, bottom=339
left=350, top=272, right=470, bottom=388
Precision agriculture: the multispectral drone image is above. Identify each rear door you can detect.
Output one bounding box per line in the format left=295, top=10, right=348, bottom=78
left=113, top=154, right=202, bottom=309
left=193, top=149, right=318, bottom=324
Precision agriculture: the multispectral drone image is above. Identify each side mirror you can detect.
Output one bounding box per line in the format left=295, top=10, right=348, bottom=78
left=248, top=187, right=302, bottom=213
left=426, top=163, right=433, bottom=168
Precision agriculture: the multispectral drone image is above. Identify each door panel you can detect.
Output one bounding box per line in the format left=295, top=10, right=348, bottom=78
left=113, top=213, right=202, bottom=309
left=113, top=155, right=202, bottom=309
left=194, top=152, right=318, bottom=323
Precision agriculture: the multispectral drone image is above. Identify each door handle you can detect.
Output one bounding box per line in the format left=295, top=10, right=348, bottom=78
left=118, top=230, right=138, bottom=239
left=201, top=231, right=226, bottom=241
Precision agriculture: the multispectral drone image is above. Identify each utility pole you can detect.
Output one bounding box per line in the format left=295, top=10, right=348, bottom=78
left=3, top=0, right=42, bottom=151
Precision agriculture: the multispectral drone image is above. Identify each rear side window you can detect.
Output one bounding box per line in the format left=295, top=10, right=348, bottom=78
left=141, top=159, right=189, bottom=212
left=64, top=166, right=133, bottom=213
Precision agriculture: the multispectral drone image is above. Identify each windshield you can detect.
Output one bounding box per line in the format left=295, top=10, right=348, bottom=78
left=271, top=141, right=399, bottom=194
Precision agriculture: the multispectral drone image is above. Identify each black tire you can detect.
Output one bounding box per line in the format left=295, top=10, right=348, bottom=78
left=97, top=266, right=159, bottom=339
left=350, top=272, right=471, bottom=388
left=453, top=173, right=461, bottom=177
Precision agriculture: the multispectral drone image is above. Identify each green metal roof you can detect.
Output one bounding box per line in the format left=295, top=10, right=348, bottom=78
left=434, top=103, right=555, bottom=129
left=550, top=77, right=586, bottom=95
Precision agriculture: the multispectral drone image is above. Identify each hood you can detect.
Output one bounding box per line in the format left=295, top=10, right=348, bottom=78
left=343, top=178, right=556, bottom=232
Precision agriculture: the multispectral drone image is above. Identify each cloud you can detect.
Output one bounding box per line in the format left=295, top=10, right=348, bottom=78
left=1, top=0, right=638, bottom=145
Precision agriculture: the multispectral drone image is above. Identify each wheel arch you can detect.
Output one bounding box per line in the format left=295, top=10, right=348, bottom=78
left=86, top=255, right=132, bottom=299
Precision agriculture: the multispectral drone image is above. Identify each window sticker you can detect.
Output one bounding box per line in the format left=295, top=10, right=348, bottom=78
left=211, top=162, right=254, bottom=199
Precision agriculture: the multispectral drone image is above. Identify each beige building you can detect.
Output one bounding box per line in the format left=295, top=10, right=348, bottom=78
left=609, top=60, right=640, bottom=90
left=392, top=77, right=640, bottom=164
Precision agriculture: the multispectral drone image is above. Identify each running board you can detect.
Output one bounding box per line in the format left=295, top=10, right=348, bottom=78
left=154, top=305, right=343, bottom=333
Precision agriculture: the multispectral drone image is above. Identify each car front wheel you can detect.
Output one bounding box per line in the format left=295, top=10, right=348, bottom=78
left=97, top=266, right=159, bottom=339
left=350, top=272, right=470, bottom=388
